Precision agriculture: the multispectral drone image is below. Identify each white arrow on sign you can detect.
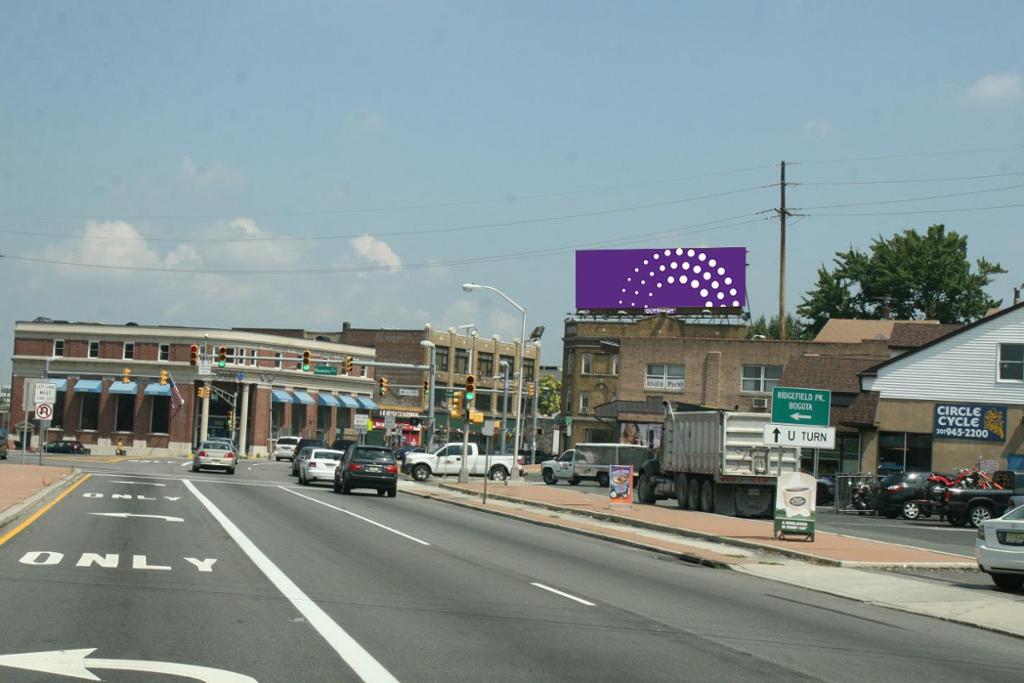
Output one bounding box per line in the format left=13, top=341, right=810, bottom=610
left=0, top=648, right=257, bottom=681
left=89, top=512, right=184, bottom=523
left=35, top=403, right=53, bottom=420
left=790, top=413, right=811, bottom=421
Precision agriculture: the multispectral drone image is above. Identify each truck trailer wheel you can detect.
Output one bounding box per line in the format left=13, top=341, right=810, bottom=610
left=597, top=472, right=609, bottom=488
left=687, top=477, right=701, bottom=511
left=700, top=479, right=714, bottom=513
left=637, top=474, right=656, bottom=504
left=675, top=475, right=689, bottom=509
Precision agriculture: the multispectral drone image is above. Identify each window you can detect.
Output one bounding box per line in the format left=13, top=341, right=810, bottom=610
left=159, top=344, right=170, bottom=362
left=52, top=391, right=65, bottom=429
left=500, top=355, right=515, bottom=377
left=742, top=364, right=782, bottom=393
left=275, top=352, right=283, bottom=369
left=477, top=352, right=494, bottom=377
left=523, top=358, right=535, bottom=382
left=316, top=405, right=331, bottom=439
left=123, top=342, right=135, bottom=360
left=291, top=404, right=306, bottom=435
left=150, top=396, right=170, bottom=433
left=88, top=341, right=99, bottom=358
left=251, top=348, right=259, bottom=366
left=80, top=394, right=100, bottom=430
left=611, top=354, right=619, bottom=376
left=360, top=365, right=368, bottom=378
left=436, top=347, right=449, bottom=372
left=878, top=432, right=932, bottom=472
left=53, top=339, right=65, bottom=357
left=225, top=347, right=235, bottom=365
left=581, top=352, right=593, bottom=375
left=474, top=392, right=492, bottom=412
left=646, top=364, right=685, bottom=391
left=999, top=343, right=1024, bottom=381
left=455, top=348, right=469, bottom=374
left=579, top=392, right=590, bottom=415
left=115, top=394, right=135, bottom=432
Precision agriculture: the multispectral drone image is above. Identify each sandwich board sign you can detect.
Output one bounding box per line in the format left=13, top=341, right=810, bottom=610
left=773, top=471, right=816, bottom=541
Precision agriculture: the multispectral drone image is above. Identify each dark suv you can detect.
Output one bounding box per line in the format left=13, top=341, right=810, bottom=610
left=873, top=471, right=932, bottom=519
left=290, top=438, right=326, bottom=476
left=334, top=444, right=398, bottom=497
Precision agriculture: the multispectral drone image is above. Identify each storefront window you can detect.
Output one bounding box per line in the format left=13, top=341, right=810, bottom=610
left=878, top=431, right=932, bottom=473
left=291, top=404, right=306, bottom=436
left=115, top=394, right=135, bottom=433
left=80, top=394, right=99, bottom=430
left=150, top=397, right=170, bottom=433
left=805, top=432, right=861, bottom=475
left=316, top=405, right=331, bottom=439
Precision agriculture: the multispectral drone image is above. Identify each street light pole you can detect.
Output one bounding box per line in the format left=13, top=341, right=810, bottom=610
left=458, top=329, right=476, bottom=483
left=530, top=340, right=541, bottom=464
left=499, top=360, right=510, bottom=454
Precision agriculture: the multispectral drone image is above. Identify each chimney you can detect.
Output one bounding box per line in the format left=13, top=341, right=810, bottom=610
left=1014, top=285, right=1022, bottom=306
left=879, top=305, right=891, bottom=320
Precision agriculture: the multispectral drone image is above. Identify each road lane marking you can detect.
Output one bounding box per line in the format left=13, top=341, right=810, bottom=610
left=530, top=583, right=596, bottom=606
left=109, top=480, right=167, bottom=487
left=184, top=480, right=399, bottom=683
left=20, top=552, right=218, bottom=572
left=89, top=512, right=184, bottom=522
left=0, top=475, right=90, bottom=548
left=279, top=487, right=431, bottom=547
left=0, top=647, right=257, bottom=682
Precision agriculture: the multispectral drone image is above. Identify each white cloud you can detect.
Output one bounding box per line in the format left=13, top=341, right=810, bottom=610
left=351, top=233, right=402, bottom=270
left=179, top=155, right=247, bottom=188
left=803, top=119, right=832, bottom=139
left=43, top=220, right=163, bottom=278
left=966, top=73, right=1023, bottom=101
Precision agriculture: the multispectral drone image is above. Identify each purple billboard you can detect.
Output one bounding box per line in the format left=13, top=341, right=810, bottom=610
left=575, top=247, right=747, bottom=312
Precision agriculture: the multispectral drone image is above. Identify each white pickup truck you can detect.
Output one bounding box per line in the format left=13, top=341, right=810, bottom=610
left=404, top=442, right=520, bottom=482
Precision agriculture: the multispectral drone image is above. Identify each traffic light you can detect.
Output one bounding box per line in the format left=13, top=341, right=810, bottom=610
left=189, top=344, right=200, bottom=366
left=464, top=375, right=475, bottom=402
left=528, top=383, right=535, bottom=398
left=451, top=391, right=463, bottom=417
left=218, top=347, right=227, bottom=368
left=159, top=369, right=169, bottom=386
left=423, top=379, right=429, bottom=393
left=345, top=356, right=354, bottom=374
left=302, top=350, right=311, bottom=372
left=378, top=376, right=389, bottom=396
left=122, top=368, right=132, bottom=384
left=196, top=386, right=209, bottom=399
left=227, top=411, right=235, bottom=431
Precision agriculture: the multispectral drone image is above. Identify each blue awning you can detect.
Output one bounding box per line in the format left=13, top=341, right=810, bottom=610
left=293, top=391, right=315, bottom=405
left=51, top=379, right=68, bottom=392
left=108, top=381, right=138, bottom=395
left=272, top=389, right=295, bottom=404
left=337, top=395, right=360, bottom=409
left=73, top=379, right=102, bottom=394
left=144, top=383, right=171, bottom=396
left=356, top=397, right=378, bottom=410
left=317, top=393, right=340, bottom=407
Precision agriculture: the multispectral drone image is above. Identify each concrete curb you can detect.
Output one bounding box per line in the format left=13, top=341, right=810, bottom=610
left=402, top=485, right=731, bottom=569
left=0, top=468, right=86, bottom=531
left=433, top=482, right=975, bottom=569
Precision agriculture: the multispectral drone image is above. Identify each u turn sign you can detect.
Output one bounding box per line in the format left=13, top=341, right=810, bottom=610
left=933, top=403, right=1007, bottom=442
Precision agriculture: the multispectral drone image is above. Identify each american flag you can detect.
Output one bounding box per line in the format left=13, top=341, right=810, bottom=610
left=169, top=374, right=184, bottom=411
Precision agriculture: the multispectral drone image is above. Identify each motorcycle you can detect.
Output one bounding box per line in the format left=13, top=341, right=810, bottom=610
left=850, top=480, right=874, bottom=514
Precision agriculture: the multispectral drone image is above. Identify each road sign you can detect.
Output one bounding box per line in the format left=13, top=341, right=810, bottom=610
left=763, top=423, right=836, bottom=450
left=198, top=360, right=213, bottom=376
left=354, top=414, right=369, bottom=429
left=34, top=403, right=53, bottom=420
left=771, top=387, right=831, bottom=427
left=482, top=419, right=495, bottom=436
left=34, top=382, right=57, bottom=406
left=445, top=389, right=454, bottom=398
left=397, top=388, right=418, bottom=397
left=384, top=414, right=396, bottom=429
left=314, top=365, right=337, bottom=376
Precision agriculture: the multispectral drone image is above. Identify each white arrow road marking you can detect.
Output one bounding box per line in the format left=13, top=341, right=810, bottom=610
left=0, top=647, right=257, bottom=681
left=89, top=513, right=184, bottom=522
left=108, top=481, right=167, bottom=487
left=789, top=413, right=811, bottom=421
left=530, top=582, right=596, bottom=606
left=184, top=480, right=399, bottom=683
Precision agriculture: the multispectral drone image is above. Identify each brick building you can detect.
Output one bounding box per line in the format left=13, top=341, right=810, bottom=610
left=8, top=320, right=377, bottom=457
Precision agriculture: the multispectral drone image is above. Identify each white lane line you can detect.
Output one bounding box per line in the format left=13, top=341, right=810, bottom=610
left=279, top=487, right=431, bottom=547
left=180, top=462, right=192, bottom=467
left=109, top=480, right=167, bottom=487
left=183, top=480, right=398, bottom=683
left=530, top=583, right=596, bottom=606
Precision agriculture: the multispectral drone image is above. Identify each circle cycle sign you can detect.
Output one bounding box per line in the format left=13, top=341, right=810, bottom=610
left=35, top=403, right=54, bottom=420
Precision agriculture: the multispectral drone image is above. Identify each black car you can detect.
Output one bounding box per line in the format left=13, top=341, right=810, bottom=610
left=873, top=471, right=932, bottom=519
left=334, top=444, right=398, bottom=497
left=42, top=440, right=90, bottom=455
left=290, top=438, right=326, bottom=476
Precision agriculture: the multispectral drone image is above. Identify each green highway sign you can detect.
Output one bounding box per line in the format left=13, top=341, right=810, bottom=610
left=314, top=365, right=338, bottom=376
left=445, top=389, right=455, bottom=398
left=771, top=386, right=831, bottom=427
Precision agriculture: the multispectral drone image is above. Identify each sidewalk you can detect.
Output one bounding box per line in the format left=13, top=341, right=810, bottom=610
left=436, top=480, right=972, bottom=568
left=0, top=464, right=81, bottom=529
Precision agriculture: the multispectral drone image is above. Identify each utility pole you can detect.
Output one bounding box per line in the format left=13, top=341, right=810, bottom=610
left=777, top=160, right=791, bottom=341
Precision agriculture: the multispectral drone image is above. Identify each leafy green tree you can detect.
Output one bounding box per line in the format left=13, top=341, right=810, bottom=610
left=538, top=375, right=561, bottom=416
left=747, top=314, right=812, bottom=340
left=798, top=225, right=1004, bottom=335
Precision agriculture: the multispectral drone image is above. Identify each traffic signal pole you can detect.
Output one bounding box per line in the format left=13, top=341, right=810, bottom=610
left=200, top=382, right=210, bottom=442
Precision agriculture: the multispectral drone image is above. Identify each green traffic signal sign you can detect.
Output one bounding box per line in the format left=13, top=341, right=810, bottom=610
left=465, top=391, right=475, bottom=402
left=217, top=360, right=225, bottom=368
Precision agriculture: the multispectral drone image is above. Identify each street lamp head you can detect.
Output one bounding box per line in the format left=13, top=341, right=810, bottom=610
left=462, top=283, right=479, bottom=293
left=419, top=339, right=435, bottom=348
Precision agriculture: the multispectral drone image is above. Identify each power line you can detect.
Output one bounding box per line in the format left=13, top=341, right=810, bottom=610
left=794, top=170, right=1024, bottom=186
left=793, top=182, right=1024, bottom=211
left=806, top=202, right=1024, bottom=218
left=791, top=143, right=1024, bottom=166
left=0, top=184, right=771, bottom=244
left=0, top=214, right=767, bottom=276
left=0, top=163, right=776, bottom=222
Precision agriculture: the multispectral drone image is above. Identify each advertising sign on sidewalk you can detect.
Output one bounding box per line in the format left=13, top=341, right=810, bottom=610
left=608, top=464, right=633, bottom=510
left=773, top=472, right=817, bottom=541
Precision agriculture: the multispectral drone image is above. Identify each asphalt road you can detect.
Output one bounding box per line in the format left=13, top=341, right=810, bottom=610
left=1, top=455, right=1020, bottom=682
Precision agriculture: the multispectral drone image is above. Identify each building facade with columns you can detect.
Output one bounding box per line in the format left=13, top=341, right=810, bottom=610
left=8, top=319, right=378, bottom=457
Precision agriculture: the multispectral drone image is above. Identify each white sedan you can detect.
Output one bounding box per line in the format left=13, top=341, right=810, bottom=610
left=298, top=448, right=346, bottom=486
left=192, top=440, right=237, bottom=475
left=976, top=503, right=1024, bottom=591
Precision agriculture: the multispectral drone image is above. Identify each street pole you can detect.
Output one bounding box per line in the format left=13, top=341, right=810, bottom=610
left=458, top=332, right=475, bottom=483
left=511, top=314, right=527, bottom=481
left=426, top=343, right=436, bottom=452
left=777, top=160, right=788, bottom=341
left=499, top=362, right=509, bottom=455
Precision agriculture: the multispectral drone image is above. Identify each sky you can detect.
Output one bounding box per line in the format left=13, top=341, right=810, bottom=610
left=2, top=0, right=1022, bottom=383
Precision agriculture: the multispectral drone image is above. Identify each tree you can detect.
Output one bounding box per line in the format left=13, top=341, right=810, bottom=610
left=747, top=314, right=812, bottom=340
left=538, top=375, right=561, bottom=416
left=798, top=225, right=1005, bottom=335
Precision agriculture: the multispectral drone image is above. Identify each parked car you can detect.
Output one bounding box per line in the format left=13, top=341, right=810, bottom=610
left=872, top=471, right=932, bottom=519
left=290, top=439, right=326, bottom=475
left=298, top=448, right=346, bottom=486
left=191, top=440, right=236, bottom=474
left=944, top=474, right=1020, bottom=528
left=976, top=503, right=1024, bottom=590
left=272, top=436, right=300, bottom=461
left=334, top=444, right=398, bottom=497
left=41, top=440, right=91, bottom=455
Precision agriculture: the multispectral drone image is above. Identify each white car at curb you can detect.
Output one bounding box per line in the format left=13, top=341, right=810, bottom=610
left=976, top=503, right=1024, bottom=591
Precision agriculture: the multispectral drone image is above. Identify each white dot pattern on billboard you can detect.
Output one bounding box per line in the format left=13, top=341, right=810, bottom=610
left=617, top=249, right=741, bottom=308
